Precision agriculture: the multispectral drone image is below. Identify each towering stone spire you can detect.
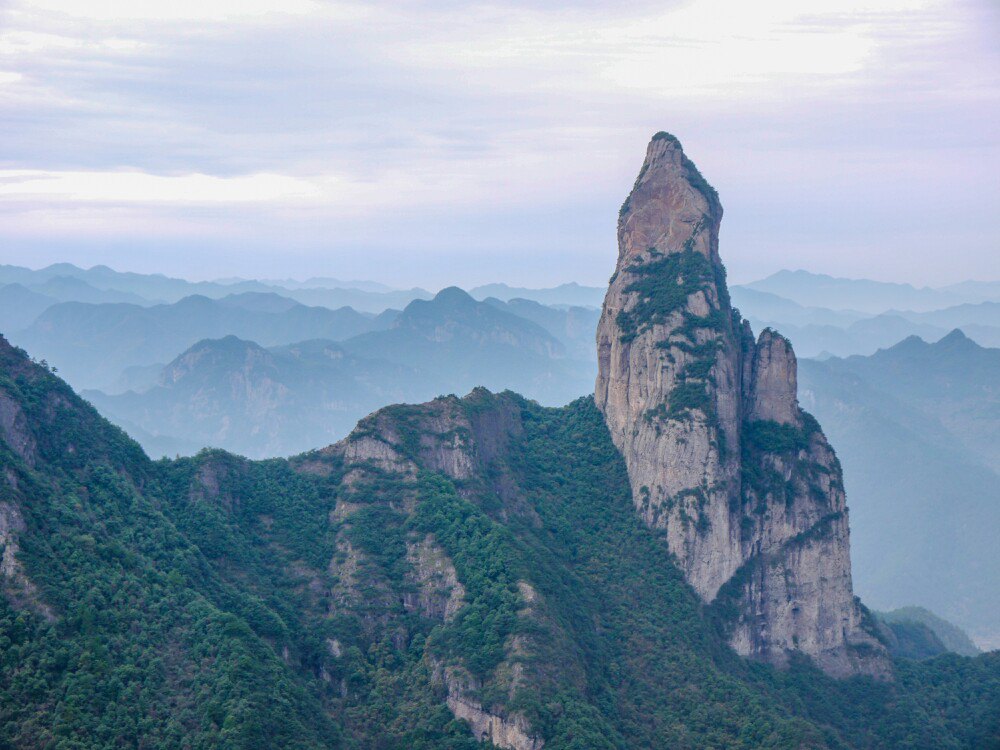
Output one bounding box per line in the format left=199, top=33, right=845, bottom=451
left=595, top=132, right=889, bottom=678
left=746, top=328, right=800, bottom=425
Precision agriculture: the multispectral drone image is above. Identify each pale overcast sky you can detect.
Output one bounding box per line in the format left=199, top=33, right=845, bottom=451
left=0, top=0, right=997, bottom=288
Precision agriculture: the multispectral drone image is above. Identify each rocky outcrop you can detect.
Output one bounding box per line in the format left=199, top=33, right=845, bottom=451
left=308, top=389, right=548, bottom=746
left=595, top=132, right=888, bottom=678
left=428, top=578, right=548, bottom=750
left=320, top=387, right=524, bottom=495
left=0, top=500, right=54, bottom=621
left=746, top=329, right=800, bottom=425
left=596, top=133, right=741, bottom=602
left=434, top=661, right=544, bottom=750
left=0, top=391, right=36, bottom=467
left=446, top=691, right=543, bottom=750
left=404, top=535, right=465, bottom=621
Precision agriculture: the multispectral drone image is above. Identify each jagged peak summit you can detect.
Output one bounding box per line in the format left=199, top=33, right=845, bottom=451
left=620, top=132, right=721, bottom=232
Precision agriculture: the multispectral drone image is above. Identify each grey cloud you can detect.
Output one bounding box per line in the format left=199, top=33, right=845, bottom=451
left=0, top=0, right=997, bottom=287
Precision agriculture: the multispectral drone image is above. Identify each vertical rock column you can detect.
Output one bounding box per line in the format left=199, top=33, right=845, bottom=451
left=596, top=132, right=889, bottom=678
left=595, top=132, right=745, bottom=600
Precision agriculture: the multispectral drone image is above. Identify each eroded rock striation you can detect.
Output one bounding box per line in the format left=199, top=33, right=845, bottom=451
left=595, top=132, right=889, bottom=678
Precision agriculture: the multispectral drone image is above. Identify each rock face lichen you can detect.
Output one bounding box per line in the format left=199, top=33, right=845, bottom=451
left=595, top=134, right=889, bottom=678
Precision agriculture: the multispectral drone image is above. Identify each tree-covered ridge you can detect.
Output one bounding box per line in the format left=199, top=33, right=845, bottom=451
left=0, top=340, right=340, bottom=749
left=876, top=607, right=980, bottom=658
left=0, top=337, right=998, bottom=748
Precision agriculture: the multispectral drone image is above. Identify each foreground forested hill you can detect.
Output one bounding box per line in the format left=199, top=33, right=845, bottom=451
left=0, top=336, right=997, bottom=748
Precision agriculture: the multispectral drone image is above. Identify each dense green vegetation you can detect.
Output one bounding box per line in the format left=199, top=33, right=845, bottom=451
left=509, top=400, right=1000, bottom=749
left=738, top=415, right=833, bottom=512
left=0, top=349, right=340, bottom=749
left=504, top=398, right=825, bottom=748
left=744, top=419, right=811, bottom=453
left=876, top=607, right=981, bottom=657
left=152, top=452, right=493, bottom=749
left=0, top=340, right=997, bottom=749
left=615, top=249, right=716, bottom=343
left=878, top=617, right=948, bottom=661
left=412, top=474, right=522, bottom=679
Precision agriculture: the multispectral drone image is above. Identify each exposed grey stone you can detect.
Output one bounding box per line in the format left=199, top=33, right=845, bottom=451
left=595, top=133, right=889, bottom=679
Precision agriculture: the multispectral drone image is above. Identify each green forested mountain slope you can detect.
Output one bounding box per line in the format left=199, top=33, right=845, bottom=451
left=0, top=336, right=998, bottom=748
left=876, top=607, right=981, bottom=659
left=0, top=337, right=340, bottom=748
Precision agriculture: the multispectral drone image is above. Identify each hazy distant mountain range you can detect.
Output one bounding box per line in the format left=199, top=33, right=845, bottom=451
left=84, top=336, right=415, bottom=459
left=799, top=330, right=1000, bottom=648
left=469, top=281, right=605, bottom=307
left=483, top=296, right=600, bottom=360
left=4, top=263, right=999, bottom=365
left=11, top=293, right=392, bottom=390
left=874, top=606, right=981, bottom=660
left=730, top=286, right=1000, bottom=357
left=0, top=263, right=607, bottom=315
left=742, top=269, right=1000, bottom=313
left=83, top=288, right=597, bottom=458
left=339, top=287, right=594, bottom=404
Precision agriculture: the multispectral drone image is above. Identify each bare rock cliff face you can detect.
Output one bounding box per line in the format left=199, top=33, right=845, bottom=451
left=303, top=390, right=546, bottom=750
left=595, top=133, right=889, bottom=678
left=746, top=329, right=800, bottom=425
